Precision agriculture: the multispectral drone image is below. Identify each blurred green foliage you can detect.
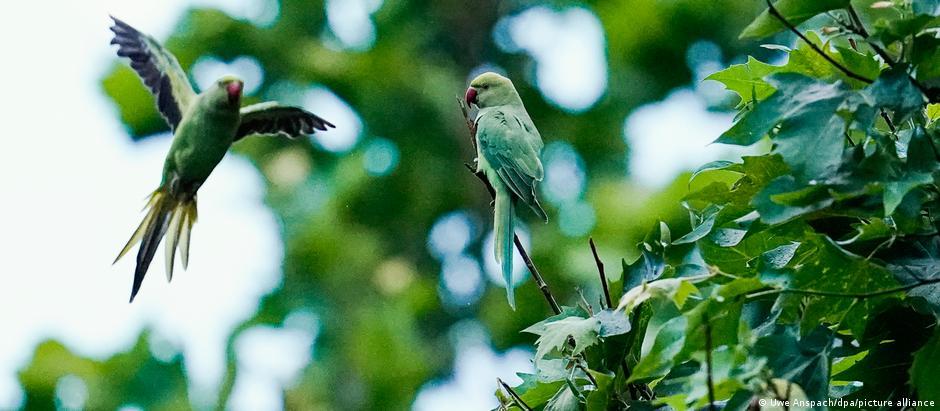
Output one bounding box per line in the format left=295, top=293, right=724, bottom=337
left=19, top=0, right=771, bottom=409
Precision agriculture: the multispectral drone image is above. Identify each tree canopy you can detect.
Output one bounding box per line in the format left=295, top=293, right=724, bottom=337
left=15, top=0, right=940, bottom=410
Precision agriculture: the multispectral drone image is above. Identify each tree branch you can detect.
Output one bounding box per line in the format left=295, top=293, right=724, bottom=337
left=458, top=97, right=561, bottom=315
left=589, top=237, right=613, bottom=309
left=746, top=275, right=940, bottom=300
left=843, top=4, right=935, bottom=101
left=765, top=0, right=873, bottom=84
left=589, top=239, right=655, bottom=401
left=704, top=318, right=717, bottom=411
left=845, top=5, right=896, bottom=65
left=498, top=378, right=533, bottom=411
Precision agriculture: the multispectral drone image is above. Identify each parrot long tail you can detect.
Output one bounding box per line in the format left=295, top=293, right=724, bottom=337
left=494, top=186, right=516, bottom=309
left=114, top=189, right=197, bottom=302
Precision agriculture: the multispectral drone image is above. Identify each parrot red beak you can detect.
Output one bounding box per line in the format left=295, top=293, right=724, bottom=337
left=227, top=81, right=243, bottom=104
left=465, top=87, right=478, bottom=106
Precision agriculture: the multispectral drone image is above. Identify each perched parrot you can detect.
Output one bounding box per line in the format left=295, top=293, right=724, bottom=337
left=465, top=72, right=548, bottom=309
left=109, top=16, right=334, bottom=302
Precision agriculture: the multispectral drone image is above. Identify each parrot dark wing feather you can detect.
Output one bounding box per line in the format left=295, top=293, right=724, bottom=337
left=496, top=157, right=548, bottom=221
left=109, top=16, right=195, bottom=130
left=235, top=102, right=335, bottom=142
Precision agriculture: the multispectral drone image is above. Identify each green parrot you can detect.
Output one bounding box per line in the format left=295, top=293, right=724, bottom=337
left=465, top=72, right=548, bottom=308
left=110, top=17, right=334, bottom=302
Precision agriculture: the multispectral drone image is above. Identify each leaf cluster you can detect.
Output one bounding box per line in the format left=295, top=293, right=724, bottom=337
left=503, top=1, right=940, bottom=409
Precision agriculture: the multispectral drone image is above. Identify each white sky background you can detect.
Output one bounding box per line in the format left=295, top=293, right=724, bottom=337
left=0, top=1, right=740, bottom=409
left=0, top=1, right=285, bottom=409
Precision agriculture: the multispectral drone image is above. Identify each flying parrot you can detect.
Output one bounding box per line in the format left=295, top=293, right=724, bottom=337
left=109, top=16, right=334, bottom=302
left=465, top=72, right=548, bottom=309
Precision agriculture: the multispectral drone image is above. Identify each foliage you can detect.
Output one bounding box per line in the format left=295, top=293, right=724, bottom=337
left=499, top=1, right=940, bottom=409
left=19, top=1, right=774, bottom=410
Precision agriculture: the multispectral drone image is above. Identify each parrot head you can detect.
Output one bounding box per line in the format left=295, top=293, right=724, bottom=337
left=208, top=75, right=244, bottom=109
left=466, top=72, right=518, bottom=108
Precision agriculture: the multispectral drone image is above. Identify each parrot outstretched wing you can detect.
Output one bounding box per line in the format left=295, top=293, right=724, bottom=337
left=235, top=102, right=336, bottom=141
left=476, top=108, right=548, bottom=221
left=109, top=16, right=196, bottom=131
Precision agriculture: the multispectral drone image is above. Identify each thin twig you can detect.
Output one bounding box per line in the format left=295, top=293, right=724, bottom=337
left=881, top=110, right=897, bottom=135
left=589, top=237, right=613, bottom=309
left=517, top=235, right=562, bottom=314
left=704, top=318, right=717, bottom=411
left=575, top=361, right=599, bottom=387
left=765, top=0, right=873, bottom=83
left=844, top=4, right=935, bottom=100
left=498, top=378, right=533, bottom=411
left=459, top=99, right=561, bottom=315
left=846, top=5, right=897, bottom=65
left=746, top=275, right=940, bottom=300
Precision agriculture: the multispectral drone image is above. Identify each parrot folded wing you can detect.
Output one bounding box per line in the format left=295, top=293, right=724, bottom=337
left=109, top=16, right=196, bottom=130
left=234, top=102, right=335, bottom=141
left=477, top=110, right=548, bottom=221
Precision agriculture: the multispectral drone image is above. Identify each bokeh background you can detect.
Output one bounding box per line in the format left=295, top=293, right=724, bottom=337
left=0, top=0, right=773, bottom=409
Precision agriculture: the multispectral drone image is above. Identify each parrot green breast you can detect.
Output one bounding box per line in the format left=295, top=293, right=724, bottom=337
left=160, top=96, right=240, bottom=195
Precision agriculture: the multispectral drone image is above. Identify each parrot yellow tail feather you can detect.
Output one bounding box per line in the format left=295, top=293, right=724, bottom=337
left=114, top=189, right=197, bottom=303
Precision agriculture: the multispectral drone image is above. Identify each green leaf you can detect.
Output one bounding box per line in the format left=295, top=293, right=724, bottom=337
left=545, top=385, right=583, bottom=411
left=907, top=126, right=938, bottom=173
left=622, top=248, right=665, bottom=291
left=755, top=327, right=833, bottom=400
left=510, top=374, right=566, bottom=407
left=536, top=359, right=575, bottom=383
left=838, top=304, right=936, bottom=400
left=911, top=329, right=940, bottom=401
left=752, top=176, right=834, bottom=224
left=705, top=57, right=779, bottom=106
left=629, top=314, right=687, bottom=382
left=584, top=370, right=615, bottom=411
left=835, top=46, right=882, bottom=81
left=865, top=67, right=927, bottom=122
left=595, top=309, right=631, bottom=338
left=617, top=278, right=699, bottom=313
left=740, top=0, right=851, bottom=40
left=886, top=237, right=940, bottom=319
left=913, top=35, right=940, bottom=80
left=871, top=14, right=934, bottom=46
left=718, top=75, right=848, bottom=155
left=690, top=160, right=745, bottom=181
left=523, top=316, right=601, bottom=362
left=656, top=346, right=766, bottom=409
left=838, top=218, right=893, bottom=244
left=884, top=171, right=933, bottom=215
left=673, top=207, right=719, bottom=245
left=768, top=235, right=900, bottom=336
left=927, top=104, right=940, bottom=123
left=781, top=32, right=861, bottom=85
left=784, top=234, right=898, bottom=294
left=701, top=220, right=807, bottom=275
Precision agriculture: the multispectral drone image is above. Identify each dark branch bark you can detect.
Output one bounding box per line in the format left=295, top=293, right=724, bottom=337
left=765, top=0, right=873, bottom=84
left=746, top=275, right=940, bottom=300
left=589, top=237, right=613, bottom=309
left=843, top=4, right=935, bottom=101
left=498, top=378, right=532, bottom=411
left=705, top=318, right=717, bottom=411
